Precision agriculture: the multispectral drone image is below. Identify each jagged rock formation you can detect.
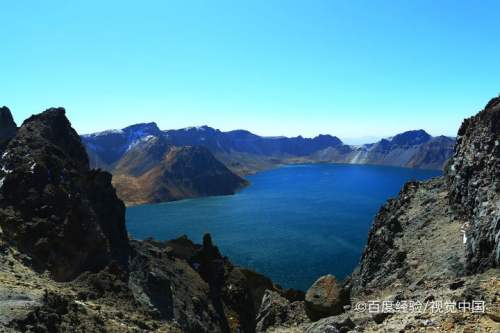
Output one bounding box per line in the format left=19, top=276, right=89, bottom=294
left=0, top=108, right=129, bottom=281
left=446, top=97, right=500, bottom=273
left=0, top=106, right=17, bottom=150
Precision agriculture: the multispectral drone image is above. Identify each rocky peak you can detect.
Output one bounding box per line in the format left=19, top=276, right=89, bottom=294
left=0, top=106, right=17, bottom=146
left=390, top=129, right=432, bottom=146
left=123, top=122, right=161, bottom=136
left=446, top=97, right=500, bottom=272
left=0, top=107, right=129, bottom=281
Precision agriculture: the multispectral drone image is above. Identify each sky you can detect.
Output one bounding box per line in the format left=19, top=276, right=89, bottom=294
left=1, top=1, right=499, bottom=139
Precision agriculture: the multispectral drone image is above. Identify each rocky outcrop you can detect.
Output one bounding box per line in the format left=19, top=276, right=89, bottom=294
left=255, top=290, right=310, bottom=333
left=304, top=275, right=348, bottom=321
left=0, top=106, right=17, bottom=149
left=348, top=177, right=466, bottom=295
left=0, top=108, right=129, bottom=281
left=446, top=96, right=500, bottom=273
left=164, top=234, right=304, bottom=333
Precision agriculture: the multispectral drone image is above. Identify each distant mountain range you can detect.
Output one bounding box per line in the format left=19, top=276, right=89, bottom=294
left=82, top=124, right=454, bottom=204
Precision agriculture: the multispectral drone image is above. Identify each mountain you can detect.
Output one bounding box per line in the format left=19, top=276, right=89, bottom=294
left=311, top=130, right=455, bottom=170
left=0, top=108, right=300, bottom=333
left=85, top=124, right=454, bottom=176
left=113, top=140, right=249, bottom=205
left=82, top=122, right=163, bottom=170
left=82, top=124, right=247, bottom=205
left=162, top=127, right=454, bottom=171
left=82, top=124, right=453, bottom=204
left=164, top=126, right=343, bottom=156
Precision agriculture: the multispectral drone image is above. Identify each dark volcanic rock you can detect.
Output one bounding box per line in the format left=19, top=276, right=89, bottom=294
left=446, top=97, right=500, bottom=272
left=0, top=106, right=17, bottom=149
left=0, top=108, right=129, bottom=281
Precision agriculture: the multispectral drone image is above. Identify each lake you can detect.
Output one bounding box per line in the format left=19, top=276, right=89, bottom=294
left=126, top=164, right=441, bottom=291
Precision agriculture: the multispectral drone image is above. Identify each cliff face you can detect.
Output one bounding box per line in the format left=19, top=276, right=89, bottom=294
left=446, top=97, right=500, bottom=273
left=0, top=108, right=129, bottom=281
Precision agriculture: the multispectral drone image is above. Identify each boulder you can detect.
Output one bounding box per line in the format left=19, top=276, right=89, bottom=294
left=305, top=275, right=348, bottom=321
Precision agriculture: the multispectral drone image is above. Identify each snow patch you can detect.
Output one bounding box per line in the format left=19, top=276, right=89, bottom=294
left=183, top=126, right=206, bottom=131
left=126, top=135, right=156, bottom=151
left=82, top=129, right=124, bottom=137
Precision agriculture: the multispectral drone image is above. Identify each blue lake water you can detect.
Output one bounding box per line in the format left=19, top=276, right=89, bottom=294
left=126, top=164, right=441, bottom=291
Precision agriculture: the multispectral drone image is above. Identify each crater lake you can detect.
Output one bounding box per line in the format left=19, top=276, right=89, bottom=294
left=126, top=164, right=441, bottom=291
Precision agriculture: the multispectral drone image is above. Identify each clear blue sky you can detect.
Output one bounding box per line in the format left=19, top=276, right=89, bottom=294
left=1, top=1, right=499, bottom=139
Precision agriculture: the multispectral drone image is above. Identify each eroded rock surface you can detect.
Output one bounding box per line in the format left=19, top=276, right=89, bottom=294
left=446, top=97, right=500, bottom=272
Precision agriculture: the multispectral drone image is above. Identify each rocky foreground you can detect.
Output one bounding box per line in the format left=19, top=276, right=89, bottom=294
left=0, top=97, right=499, bottom=333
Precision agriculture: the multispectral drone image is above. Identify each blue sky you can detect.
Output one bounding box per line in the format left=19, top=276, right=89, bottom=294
left=1, top=1, right=499, bottom=139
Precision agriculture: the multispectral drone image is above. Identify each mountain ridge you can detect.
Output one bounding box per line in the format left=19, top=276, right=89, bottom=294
left=82, top=123, right=454, bottom=204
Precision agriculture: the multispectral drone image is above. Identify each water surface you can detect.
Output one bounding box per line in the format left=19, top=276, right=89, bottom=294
left=126, top=164, right=441, bottom=290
